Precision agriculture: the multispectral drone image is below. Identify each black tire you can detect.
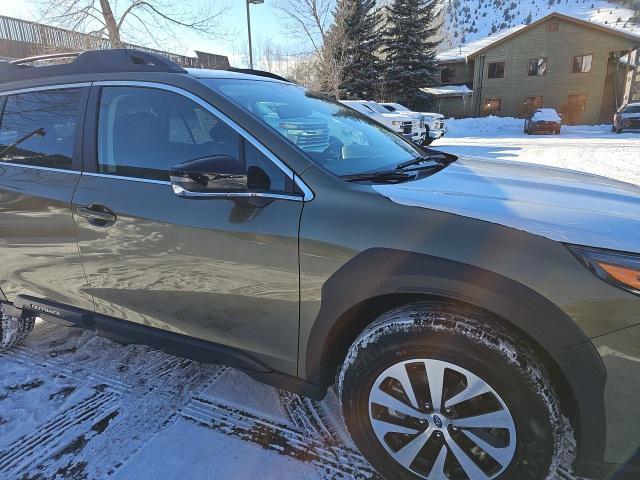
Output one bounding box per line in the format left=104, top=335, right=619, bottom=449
left=0, top=307, right=35, bottom=351
left=338, top=302, right=574, bottom=480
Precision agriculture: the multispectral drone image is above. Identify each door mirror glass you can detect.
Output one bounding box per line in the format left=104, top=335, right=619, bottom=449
left=170, top=155, right=248, bottom=195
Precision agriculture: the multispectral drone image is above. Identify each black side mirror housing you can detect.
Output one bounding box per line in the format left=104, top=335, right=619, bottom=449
left=171, top=156, right=247, bottom=195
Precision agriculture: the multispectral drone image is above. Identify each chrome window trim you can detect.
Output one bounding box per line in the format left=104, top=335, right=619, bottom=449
left=0, top=83, right=91, bottom=97
left=82, top=171, right=171, bottom=185
left=92, top=80, right=314, bottom=201
left=171, top=184, right=304, bottom=201
left=0, top=161, right=81, bottom=175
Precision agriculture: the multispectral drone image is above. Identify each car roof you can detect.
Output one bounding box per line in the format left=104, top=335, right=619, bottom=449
left=185, top=68, right=289, bottom=83
left=0, top=50, right=290, bottom=86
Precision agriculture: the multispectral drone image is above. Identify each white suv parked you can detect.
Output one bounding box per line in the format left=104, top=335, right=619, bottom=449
left=380, top=102, right=446, bottom=145
left=341, top=100, right=426, bottom=144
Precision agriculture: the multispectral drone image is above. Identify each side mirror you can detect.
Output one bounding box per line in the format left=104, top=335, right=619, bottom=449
left=171, top=156, right=246, bottom=197
left=170, top=156, right=272, bottom=200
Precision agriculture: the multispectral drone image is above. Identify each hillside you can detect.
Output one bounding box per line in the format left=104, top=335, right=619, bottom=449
left=440, top=0, right=640, bottom=49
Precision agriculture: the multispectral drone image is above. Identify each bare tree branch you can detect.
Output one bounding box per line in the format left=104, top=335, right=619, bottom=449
left=31, top=0, right=231, bottom=50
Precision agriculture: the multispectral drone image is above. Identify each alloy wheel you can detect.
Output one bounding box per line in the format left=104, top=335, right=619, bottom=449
left=368, top=359, right=516, bottom=479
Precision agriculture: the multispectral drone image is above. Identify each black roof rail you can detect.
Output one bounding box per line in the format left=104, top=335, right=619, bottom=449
left=0, top=49, right=187, bottom=84
left=228, top=67, right=291, bottom=83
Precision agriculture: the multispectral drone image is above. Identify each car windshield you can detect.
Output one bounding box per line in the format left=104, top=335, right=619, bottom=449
left=208, top=79, right=423, bottom=177
left=622, top=105, right=640, bottom=114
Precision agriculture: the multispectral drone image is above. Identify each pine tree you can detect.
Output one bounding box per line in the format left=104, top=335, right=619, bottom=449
left=334, top=0, right=381, bottom=100
left=380, top=0, right=441, bottom=109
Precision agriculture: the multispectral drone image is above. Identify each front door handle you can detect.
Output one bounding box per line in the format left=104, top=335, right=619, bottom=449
left=76, top=205, right=117, bottom=226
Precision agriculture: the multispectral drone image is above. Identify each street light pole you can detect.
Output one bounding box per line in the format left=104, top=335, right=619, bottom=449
left=246, top=0, right=264, bottom=70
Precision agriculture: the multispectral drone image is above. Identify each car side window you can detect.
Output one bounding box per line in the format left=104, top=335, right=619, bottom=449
left=97, top=86, right=288, bottom=192
left=0, top=88, right=83, bottom=170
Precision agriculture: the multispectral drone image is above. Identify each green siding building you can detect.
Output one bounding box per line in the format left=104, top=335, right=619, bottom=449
left=434, top=13, right=640, bottom=124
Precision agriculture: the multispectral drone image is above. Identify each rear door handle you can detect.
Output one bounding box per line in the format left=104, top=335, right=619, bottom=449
left=76, top=205, right=117, bottom=226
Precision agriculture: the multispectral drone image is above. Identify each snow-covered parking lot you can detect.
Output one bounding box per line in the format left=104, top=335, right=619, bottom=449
left=434, top=117, right=640, bottom=186
left=0, top=117, right=638, bottom=480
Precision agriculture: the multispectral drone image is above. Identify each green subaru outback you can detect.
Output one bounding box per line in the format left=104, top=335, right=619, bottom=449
left=0, top=50, right=638, bottom=480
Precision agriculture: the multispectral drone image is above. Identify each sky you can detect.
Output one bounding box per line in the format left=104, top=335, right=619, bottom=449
left=0, top=0, right=295, bottom=66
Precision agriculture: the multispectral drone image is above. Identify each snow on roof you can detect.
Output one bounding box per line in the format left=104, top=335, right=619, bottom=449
left=436, top=25, right=526, bottom=63
left=421, top=85, right=473, bottom=96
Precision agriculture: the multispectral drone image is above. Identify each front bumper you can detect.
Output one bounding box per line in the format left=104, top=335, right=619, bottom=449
left=590, top=324, right=640, bottom=477
left=401, top=129, right=427, bottom=143
left=620, top=119, right=640, bottom=130
left=532, top=122, right=561, bottom=133
left=429, top=128, right=445, bottom=139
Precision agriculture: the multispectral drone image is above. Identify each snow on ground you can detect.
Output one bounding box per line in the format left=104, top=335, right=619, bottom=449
left=0, top=320, right=379, bottom=480
left=434, top=116, right=640, bottom=186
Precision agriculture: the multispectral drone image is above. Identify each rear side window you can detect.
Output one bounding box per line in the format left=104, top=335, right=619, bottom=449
left=0, top=88, right=83, bottom=170
left=97, top=86, right=289, bottom=192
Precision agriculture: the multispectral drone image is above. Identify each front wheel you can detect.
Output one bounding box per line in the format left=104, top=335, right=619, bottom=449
left=339, top=302, right=574, bottom=480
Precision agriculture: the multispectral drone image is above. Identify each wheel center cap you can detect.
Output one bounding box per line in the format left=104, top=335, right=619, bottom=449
left=433, top=415, right=443, bottom=429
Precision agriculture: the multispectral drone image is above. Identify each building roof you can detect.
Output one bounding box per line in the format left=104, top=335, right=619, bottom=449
left=437, top=12, right=640, bottom=64
left=436, top=25, right=525, bottom=63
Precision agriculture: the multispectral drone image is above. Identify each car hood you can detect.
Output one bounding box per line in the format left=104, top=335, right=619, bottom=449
left=379, top=113, right=412, bottom=121
left=373, top=157, right=640, bottom=253
left=620, top=112, right=640, bottom=119
left=421, top=113, right=445, bottom=120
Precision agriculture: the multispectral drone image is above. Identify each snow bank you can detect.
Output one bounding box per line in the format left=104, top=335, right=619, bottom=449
left=445, top=115, right=615, bottom=138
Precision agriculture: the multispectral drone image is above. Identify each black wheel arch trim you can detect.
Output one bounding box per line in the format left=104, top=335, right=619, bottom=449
left=304, top=247, right=606, bottom=477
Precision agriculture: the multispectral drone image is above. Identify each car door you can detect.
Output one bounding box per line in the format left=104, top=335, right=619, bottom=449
left=0, top=84, right=93, bottom=310
left=73, top=82, right=304, bottom=374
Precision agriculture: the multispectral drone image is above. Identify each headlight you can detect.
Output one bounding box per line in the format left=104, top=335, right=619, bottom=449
left=568, top=245, right=640, bottom=295
left=391, top=121, right=401, bottom=126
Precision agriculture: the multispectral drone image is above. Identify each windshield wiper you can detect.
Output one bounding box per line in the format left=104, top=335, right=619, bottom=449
left=342, top=163, right=444, bottom=183
left=396, top=152, right=452, bottom=170
left=342, top=170, right=414, bottom=183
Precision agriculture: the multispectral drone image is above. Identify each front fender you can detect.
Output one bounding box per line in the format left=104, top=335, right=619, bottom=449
left=303, top=248, right=605, bottom=477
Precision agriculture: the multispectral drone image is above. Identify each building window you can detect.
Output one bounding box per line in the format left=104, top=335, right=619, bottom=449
left=488, top=62, right=505, bottom=79
left=528, top=58, right=547, bottom=76
left=483, top=98, right=502, bottom=114
left=567, top=94, right=587, bottom=112
left=572, top=54, right=593, bottom=73
left=546, top=20, right=559, bottom=32
left=525, top=96, right=544, bottom=108
left=440, top=67, right=456, bottom=84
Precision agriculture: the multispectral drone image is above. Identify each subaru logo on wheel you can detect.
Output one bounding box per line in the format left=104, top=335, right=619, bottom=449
left=433, top=415, right=443, bottom=429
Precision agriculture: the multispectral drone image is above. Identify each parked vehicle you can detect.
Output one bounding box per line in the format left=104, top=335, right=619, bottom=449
left=341, top=100, right=426, bottom=144
left=381, top=102, right=446, bottom=145
left=524, top=108, right=562, bottom=134
left=613, top=102, right=640, bottom=133
left=1, top=50, right=640, bottom=480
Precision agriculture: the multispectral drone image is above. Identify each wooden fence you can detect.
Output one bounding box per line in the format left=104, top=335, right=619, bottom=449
left=0, top=15, right=206, bottom=68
